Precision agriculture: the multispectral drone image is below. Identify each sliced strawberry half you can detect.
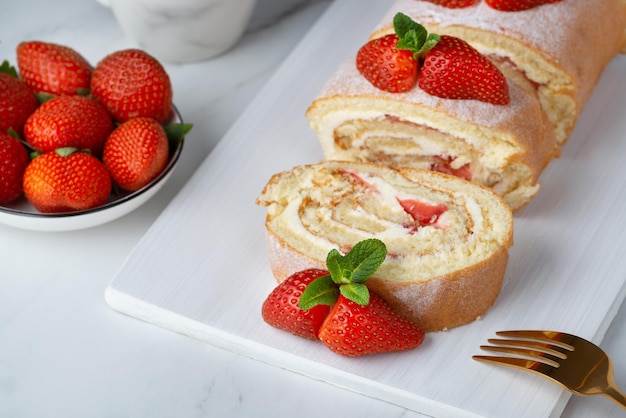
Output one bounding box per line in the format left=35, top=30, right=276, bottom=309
left=397, top=197, right=447, bottom=226
left=317, top=293, right=425, bottom=357
left=262, top=269, right=332, bottom=340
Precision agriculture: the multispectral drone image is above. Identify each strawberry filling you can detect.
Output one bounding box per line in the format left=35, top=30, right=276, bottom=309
left=431, top=156, right=472, bottom=180
left=338, top=169, right=449, bottom=233
left=397, top=197, right=447, bottom=231
left=339, top=169, right=378, bottom=192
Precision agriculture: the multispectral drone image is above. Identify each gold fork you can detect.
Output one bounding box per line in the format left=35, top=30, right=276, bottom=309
left=473, top=330, right=626, bottom=409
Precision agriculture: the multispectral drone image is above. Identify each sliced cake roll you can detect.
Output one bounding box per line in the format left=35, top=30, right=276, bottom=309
left=256, top=161, right=514, bottom=332
left=372, top=0, right=626, bottom=145
left=306, top=55, right=556, bottom=210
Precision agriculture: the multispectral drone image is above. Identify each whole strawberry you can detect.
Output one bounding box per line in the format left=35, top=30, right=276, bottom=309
left=485, top=0, right=562, bottom=11
left=418, top=34, right=510, bottom=105
left=0, top=133, right=30, bottom=204
left=103, top=117, right=169, bottom=192
left=23, top=148, right=112, bottom=213
left=262, top=269, right=332, bottom=340
left=317, top=293, right=425, bottom=357
left=423, top=0, right=477, bottom=7
left=356, top=34, right=418, bottom=93
left=16, top=41, right=92, bottom=96
left=24, top=95, right=113, bottom=156
left=91, top=49, right=173, bottom=123
left=356, top=14, right=439, bottom=93
left=0, top=62, right=39, bottom=136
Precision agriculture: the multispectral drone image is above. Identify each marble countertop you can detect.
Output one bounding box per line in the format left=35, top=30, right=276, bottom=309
left=1, top=1, right=625, bottom=417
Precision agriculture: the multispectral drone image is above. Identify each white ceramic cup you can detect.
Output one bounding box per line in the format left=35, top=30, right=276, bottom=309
left=104, top=0, right=257, bottom=62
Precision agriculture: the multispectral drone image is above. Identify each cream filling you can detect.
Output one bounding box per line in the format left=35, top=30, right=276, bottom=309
left=327, top=116, right=525, bottom=193
left=267, top=166, right=506, bottom=283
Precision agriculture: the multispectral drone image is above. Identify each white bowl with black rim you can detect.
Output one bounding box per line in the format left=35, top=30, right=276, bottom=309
left=0, top=106, right=187, bottom=232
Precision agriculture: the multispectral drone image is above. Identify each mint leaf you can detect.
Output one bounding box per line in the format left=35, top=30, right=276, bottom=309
left=393, top=12, right=425, bottom=40
left=393, top=12, right=439, bottom=58
left=345, top=239, right=387, bottom=284
left=421, top=34, right=441, bottom=54
left=326, top=248, right=343, bottom=283
left=313, top=239, right=388, bottom=307
left=340, top=283, right=370, bottom=306
left=298, top=275, right=339, bottom=310
left=326, top=248, right=354, bottom=284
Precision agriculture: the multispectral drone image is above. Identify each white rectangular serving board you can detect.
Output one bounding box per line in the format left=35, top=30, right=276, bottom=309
left=105, top=1, right=626, bottom=416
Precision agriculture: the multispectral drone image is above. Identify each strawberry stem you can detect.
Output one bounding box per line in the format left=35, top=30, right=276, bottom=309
left=299, top=238, right=387, bottom=309
left=55, top=147, right=78, bottom=157
left=165, top=122, right=193, bottom=145
left=36, top=92, right=55, bottom=105
left=0, top=60, right=18, bottom=78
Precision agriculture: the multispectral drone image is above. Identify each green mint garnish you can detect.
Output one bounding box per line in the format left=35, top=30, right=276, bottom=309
left=297, top=274, right=338, bottom=310
left=393, top=13, right=440, bottom=59
left=298, top=238, right=387, bottom=309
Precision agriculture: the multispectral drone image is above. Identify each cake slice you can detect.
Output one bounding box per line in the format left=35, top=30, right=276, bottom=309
left=372, top=0, right=626, bottom=145
left=256, top=161, right=514, bottom=332
left=306, top=53, right=556, bottom=210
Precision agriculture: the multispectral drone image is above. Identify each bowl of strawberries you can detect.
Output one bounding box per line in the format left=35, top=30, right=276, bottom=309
left=0, top=42, right=191, bottom=231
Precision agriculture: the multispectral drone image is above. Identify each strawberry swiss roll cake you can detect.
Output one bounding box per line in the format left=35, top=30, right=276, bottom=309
left=372, top=0, right=626, bottom=145
left=307, top=13, right=557, bottom=211
left=306, top=54, right=555, bottom=211
left=256, top=161, right=514, bottom=332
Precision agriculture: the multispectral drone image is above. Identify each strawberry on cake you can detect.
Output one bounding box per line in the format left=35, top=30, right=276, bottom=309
left=371, top=0, right=626, bottom=145
left=307, top=14, right=556, bottom=210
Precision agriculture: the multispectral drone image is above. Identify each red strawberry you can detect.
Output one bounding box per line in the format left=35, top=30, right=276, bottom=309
left=24, top=95, right=113, bottom=156
left=23, top=148, right=112, bottom=213
left=397, top=197, right=447, bottom=226
left=356, top=14, right=440, bottom=94
left=261, top=269, right=332, bottom=340
left=91, top=49, right=173, bottom=123
left=431, top=156, right=472, bottom=180
left=423, top=0, right=477, bottom=8
left=418, top=35, right=510, bottom=105
left=263, top=238, right=426, bottom=357
left=318, top=293, right=425, bottom=357
left=103, top=117, right=169, bottom=192
left=0, top=133, right=30, bottom=204
left=356, top=34, right=418, bottom=93
left=16, top=41, right=92, bottom=96
left=0, top=63, right=39, bottom=136
left=485, top=0, right=562, bottom=12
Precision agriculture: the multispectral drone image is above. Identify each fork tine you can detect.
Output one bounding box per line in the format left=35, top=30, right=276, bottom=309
left=475, top=330, right=626, bottom=409
left=495, top=330, right=575, bottom=350
left=472, top=354, right=556, bottom=370
left=478, top=344, right=561, bottom=367
left=487, top=338, right=568, bottom=359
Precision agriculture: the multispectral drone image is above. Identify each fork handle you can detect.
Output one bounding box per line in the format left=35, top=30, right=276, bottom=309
left=605, top=386, right=626, bottom=410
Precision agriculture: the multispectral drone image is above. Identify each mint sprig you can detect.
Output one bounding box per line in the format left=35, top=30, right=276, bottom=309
left=299, top=238, right=387, bottom=309
left=393, top=13, right=440, bottom=59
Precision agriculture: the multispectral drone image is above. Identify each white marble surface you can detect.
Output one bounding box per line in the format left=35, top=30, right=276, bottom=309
left=0, top=1, right=625, bottom=417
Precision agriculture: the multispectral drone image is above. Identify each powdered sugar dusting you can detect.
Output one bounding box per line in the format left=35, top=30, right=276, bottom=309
left=376, top=0, right=626, bottom=92
left=320, top=59, right=536, bottom=131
